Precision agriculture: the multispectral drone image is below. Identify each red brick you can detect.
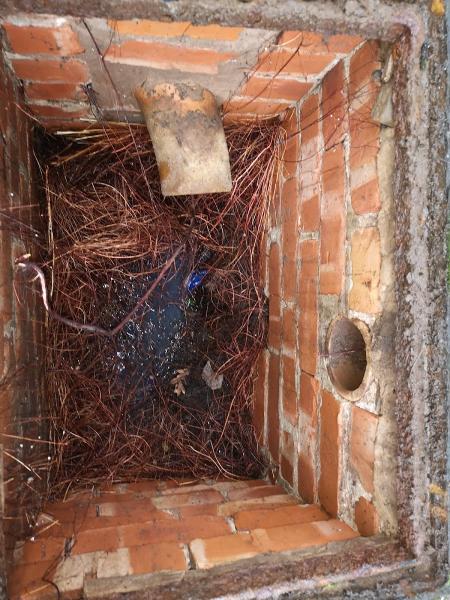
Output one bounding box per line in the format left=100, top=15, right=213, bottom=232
left=252, top=519, right=358, bottom=553
left=298, top=453, right=315, bottom=504
left=300, top=372, right=319, bottom=419
left=224, top=97, right=291, bottom=117
left=299, top=240, right=319, bottom=375
left=24, top=81, right=86, bottom=101
left=129, top=541, right=187, bottom=574
left=282, top=108, right=299, bottom=179
left=258, top=49, right=336, bottom=77
left=268, top=242, right=281, bottom=304
left=268, top=315, right=281, bottom=350
left=8, top=560, right=54, bottom=599
left=281, top=306, right=296, bottom=351
left=282, top=257, right=298, bottom=304
left=120, top=515, right=231, bottom=548
left=349, top=227, right=381, bottom=313
left=322, top=60, right=347, bottom=150
left=152, top=488, right=223, bottom=510
left=350, top=111, right=380, bottom=170
left=282, top=354, right=297, bottom=426
left=12, top=58, right=89, bottom=83
left=281, top=179, right=299, bottom=286
left=234, top=504, right=328, bottom=530
left=281, top=454, right=294, bottom=486
left=350, top=406, right=378, bottom=494
left=320, top=144, right=345, bottom=295
left=242, top=75, right=311, bottom=102
left=279, top=31, right=362, bottom=55
left=318, top=390, right=340, bottom=516
left=190, top=532, right=259, bottom=568
left=3, top=23, right=83, bottom=55
left=109, top=19, right=243, bottom=41
left=218, top=495, right=296, bottom=518
left=15, top=536, right=65, bottom=565
left=352, top=178, right=381, bottom=214
left=253, top=350, right=266, bottom=443
left=301, top=93, right=320, bottom=144
left=267, top=353, right=280, bottom=460
left=29, top=104, right=89, bottom=119
left=349, top=41, right=381, bottom=111
left=158, top=482, right=211, bottom=496
left=227, top=484, right=284, bottom=502
left=177, top=504, right=219, bottom=517
left=354, top=497, right=379, bottom=536
left=105, top=40, right=234, bottom=74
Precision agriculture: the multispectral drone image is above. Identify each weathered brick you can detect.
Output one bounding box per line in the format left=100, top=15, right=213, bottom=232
left=282, top=354, right=297, bottom=426
left=218, top=494, right=297, bottom=518
left=105, top=40, right=234, bottom=74
left=152, top=489, right=223, bottom=510
left=300, top=372, right=319, bottom=420
left=128, top=541, right=187, bottom=574
left=318, top=390, right=340, bottom=516
left=24, top=81, right=86, bottom=101
left=29, top=104, right=90, bottom=119
left=298, top=453, right=315, bottom=504
left=352, top=177, right=381, bottom=214
left=234, top=504, right=328, bottom=530
left=349, top=227, right=381, bottom=314
left=349, top=110, right=380, bottom=170
left=190, top=532, right=259, bottom=568
left=282, top=108, right=299, bottom=179
left=227, top=484, right=284, bottom=502
left=253, top=350, right=267, bottom=443
left=279, top=31, right=362, bottom=55
left=280, top=454, right=294, bottom=486
left=242, top=76, right=311, bottom=102
left=322, top=60, right=347, bottom=150
left=354, top=497, right=379, bottom=536
left=3, top=23, right=83, bottom=55
left=281, top=306, right=296, bottom=352
left=251, top=519, right=357, bottom=553
left=350, top=406, right=378, bottom=494
left=224, top=97, right=291, bottom=117
left=267, top=352, right=280, bottom=459
left=12, top=58, right=89, bottom=83
left=349, top=41, right=381, bottom=113
left=299, top=240, right=319, bottom=375
left=320, top=144, right=345, bottom=295
left=258, top=50, right=336, bottom=77
left=109, top=20, right=243, bottom=41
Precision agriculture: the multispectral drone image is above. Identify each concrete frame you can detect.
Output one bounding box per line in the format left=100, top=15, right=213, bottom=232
left=0, top=0, right=448, bottom=597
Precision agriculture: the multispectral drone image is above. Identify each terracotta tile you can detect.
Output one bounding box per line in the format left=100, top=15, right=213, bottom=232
left=354, top=497, right=379, bottom=536
left=318, top=390, right=340, bottom=516
left=129, top=541, right=187, bottom=574
left=350, top=406, right=378, bottom=493
left=234, top=504, right=328, bottom=530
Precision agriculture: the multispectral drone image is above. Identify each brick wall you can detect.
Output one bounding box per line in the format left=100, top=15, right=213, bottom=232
left=0, top=13, right=397, bottom=546
left=0, top=47, right=46, bottom=565
left=255, top=39, right=397, bottom=537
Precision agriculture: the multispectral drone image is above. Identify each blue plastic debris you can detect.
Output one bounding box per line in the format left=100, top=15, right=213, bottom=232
left=187, top=269, right=207, bottom=293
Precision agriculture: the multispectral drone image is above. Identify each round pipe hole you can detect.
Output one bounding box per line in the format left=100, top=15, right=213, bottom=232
left=326, top=317, right=370, bottom=397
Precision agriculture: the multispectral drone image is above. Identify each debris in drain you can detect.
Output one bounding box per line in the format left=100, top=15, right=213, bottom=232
left=202, top=361, right=224, bottom=391
left=22, top=120, right=283, bottom=495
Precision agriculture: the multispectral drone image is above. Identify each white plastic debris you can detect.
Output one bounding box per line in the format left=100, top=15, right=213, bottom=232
left=202, top=361, right=223, bottom=391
